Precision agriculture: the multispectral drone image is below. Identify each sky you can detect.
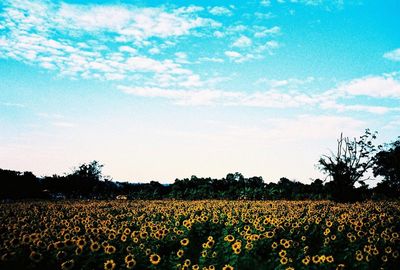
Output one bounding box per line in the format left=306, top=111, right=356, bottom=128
left=0, top=0, right=399, bottom=184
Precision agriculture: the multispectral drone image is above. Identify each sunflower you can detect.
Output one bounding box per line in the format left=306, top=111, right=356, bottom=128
left=125, top=254, right=134, bottom=263
left=104, top=259, right=116, bottom=270
left=90, top=242, right=101, bottom=252
left=355, top=253, right=363, bottom=261
left=336, top=264, right=345, bottom=269
left=279, top=250, right=287, bottom=257
left=302, top=257, right=310, bottom=265
left=222, top=264, right=234, bottom=270
left=56, top=251, right=67, bottom=260
left=180, top=259, right=189, bottom=267
left=312, top=255, right=320, bottom=264
left=224, top=235, right=235, bottom=242
left=77, top=238, right=86, bottom=247
left=245, top=242, right=254, bottom=250
left=180, top=238, right=189, bottom=246
left=126, top=259, right=136, bottom=269
left=29, top=251, right=42, bottom=263
left=149, top=254, right=161, bottom=265
left=61, top=259, right=75, bottom=270
left=75, top=246, right=83, bottom=255
left=206, top=240, right=215, bottom=248
left=55, top=241, right=65, bottom=249
left=177, top=249, right=184, bottom=258
left=105, top=245, right=116, bottom=254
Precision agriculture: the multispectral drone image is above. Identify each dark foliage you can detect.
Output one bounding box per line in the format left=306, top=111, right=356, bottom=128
left=318, top=129, right=379, bottom=202
left=373, top=137, right=400, bottom=197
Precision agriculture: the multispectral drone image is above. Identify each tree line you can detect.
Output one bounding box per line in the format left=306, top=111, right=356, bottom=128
left=0, top=130, right=398, bottom=202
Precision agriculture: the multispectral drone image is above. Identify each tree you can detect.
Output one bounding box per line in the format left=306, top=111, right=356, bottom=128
left=67, top=160, right=104, bottom=197
left=318, top=129, right=378, bottom=202
left=73, top=160, right=104, bottom=181
left=373, top=137, right=400, bottom=197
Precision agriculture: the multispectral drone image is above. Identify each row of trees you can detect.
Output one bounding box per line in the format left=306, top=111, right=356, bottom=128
left=0, top=130, right=398, bottom=202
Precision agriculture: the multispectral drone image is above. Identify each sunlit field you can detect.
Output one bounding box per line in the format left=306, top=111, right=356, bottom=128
left=0, top=200, right=399, bottom=270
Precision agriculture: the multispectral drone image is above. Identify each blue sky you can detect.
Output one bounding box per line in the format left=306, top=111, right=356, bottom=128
left=0, top=0, right=399, bottom=184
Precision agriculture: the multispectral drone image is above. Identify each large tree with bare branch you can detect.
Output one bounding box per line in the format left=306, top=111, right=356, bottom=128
left=318, top=129, right=378, bottom=202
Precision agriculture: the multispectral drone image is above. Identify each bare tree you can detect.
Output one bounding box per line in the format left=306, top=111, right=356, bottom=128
left=318, top=129, right=378, bottom=202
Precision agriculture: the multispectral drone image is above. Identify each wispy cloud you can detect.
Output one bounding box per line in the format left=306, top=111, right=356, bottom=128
left=119, top=72, right=400, bottom=114
left=208, top=6, right=233, bottom=16
left=52, top=121, right=76, bottom=128
left=0, top=102, right=25, bottom=108
left=118, top=85, right=319, bottom=109
left=254, top=26, right=281, bottom=38
left=232, top=35, right=252, bottom=48
left=255, top=77, right=315, bottom=88
left=383, top=48, right=400, bottom=62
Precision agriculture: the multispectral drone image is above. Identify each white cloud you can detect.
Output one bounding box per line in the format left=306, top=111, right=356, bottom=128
left=260, top=1, right=272, bottom=7
left=175, top=52, right=190, bottom=64
left=0, top=0, right=218, bottom=85
left=119, top=84, right=320, bottom=109
left=55, top=3, right=218, bottom=42
left=119, top=46, right=137, bottom=54
left=383, top=116, right=400, bottom=130
left=227, top=25, right=247, bottom=32
left=254, top=12, right=275, bottom=20
left=254, top=26, right=281, bottom=38
left=213, top=31, right=224, bottom=38
left=52, top=121, right=76, bottom=128
left=232, top=36, right=252, bottom=48
left=178, top=75, right=203, bottom=87
left=208, top=6, right=233, bottom=16
left=261, top=114, right=366, bottom=141
left=383, top=48, right=400, bottom=62
left=0, top=102, right=25, bottom=108
left=255, top=77, right=315, bottom=88
left=337, top=74, right=400, bottom=98
left=265, top=40, right=279, bottom=49
left=319, top=101, right=391, bottom=115
left=119, top=86, right=242, bottom=106
left=198, top=57, right=224, bottom=63
left=148, top=47, right=161, bottom=54
left=224, top=50, right=256, bottom=63
left=119, top=72, right=400, bottom=114
left=225, top=51, right=242, bottom=58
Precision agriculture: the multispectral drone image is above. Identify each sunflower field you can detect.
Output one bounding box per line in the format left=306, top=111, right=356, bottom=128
left=0, top=200, right=399, bottom=270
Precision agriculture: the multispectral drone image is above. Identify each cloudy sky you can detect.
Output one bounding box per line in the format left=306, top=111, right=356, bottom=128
left=0, top=0, right=399, bottom=183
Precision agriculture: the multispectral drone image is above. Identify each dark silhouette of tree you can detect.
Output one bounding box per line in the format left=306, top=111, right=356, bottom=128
left=373, top=137, right=400, bottom=197
left=66, top=160, right=104, bottom=197
left=309, top=179, right=326, bottom=199
left=318, top=129, right=378, bottom=202
left=0, top=169, right=41, bottom=199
